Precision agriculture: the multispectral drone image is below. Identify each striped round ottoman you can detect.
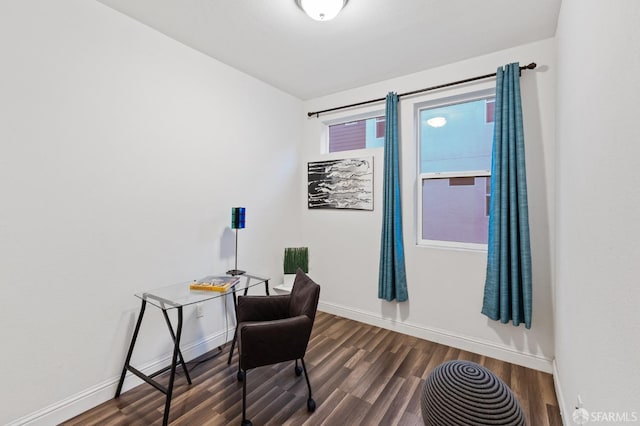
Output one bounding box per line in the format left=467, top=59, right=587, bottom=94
left=421, top=360, right=525, bottom=426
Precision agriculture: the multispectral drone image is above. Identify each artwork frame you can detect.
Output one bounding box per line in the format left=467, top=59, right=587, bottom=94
left=307, top=157, right=374, bottom=211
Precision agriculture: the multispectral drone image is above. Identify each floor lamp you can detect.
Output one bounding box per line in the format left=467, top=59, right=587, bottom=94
left=227, top=207, right=246, bottom=276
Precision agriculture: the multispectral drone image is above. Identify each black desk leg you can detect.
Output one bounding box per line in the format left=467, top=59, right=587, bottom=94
left=163, top=306, right=184, bottom=426
left=115, top=299, right=147, bottom=398
left=161, top=310, right=192, bottom=385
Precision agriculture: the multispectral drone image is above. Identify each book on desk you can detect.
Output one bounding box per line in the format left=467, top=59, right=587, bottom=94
left=189, top=275, right=240, bottom=292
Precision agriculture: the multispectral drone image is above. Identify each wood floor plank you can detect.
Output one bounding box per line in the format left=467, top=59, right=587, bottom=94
left=537, top=369, right=560, bottom=407
left=242, top=386, right=295, bottom=426
left=305, top=366, right=351, bottom=419
left=404, top=376, right=426, bottom=418
left=363, top=328, right=398, bottom=363
left=359, top=375, right=405, bottom=424
left=511, top=364, right=532, bottom=423
left=376, top=375, right=421, bottom=426
left=319, top=393, right=371, bottom=426
left=481, top=354, right=512, bottom=386
left=547, top=403, right=563, bottom=426
left=359, top=345, right=412, bottom=404
left=62, top=312, right=562, bottom=426
left=338, top=357, right=374, bottom=394
left=352, top=323, right=382, bottom=349
left=398, top=410, right=424, bottom=426
left=325, top=318, right=363, bottom=347
left=526, top=368, right=550, bottom=426
left=420, top=343, right=450, bottom=379
left=343, top=347, right=368, bottom=370
left=292, top=388, right=346, bottom=426
left=395, top=346, right=430, bottom=379
left=261, top=393, right=306, bottom=426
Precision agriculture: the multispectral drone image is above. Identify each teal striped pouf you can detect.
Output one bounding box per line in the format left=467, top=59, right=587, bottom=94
left=421, top=360, right=525, bottom=426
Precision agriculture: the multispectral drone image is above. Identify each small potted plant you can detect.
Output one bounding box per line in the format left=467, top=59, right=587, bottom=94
left=283, top=247, right=309, bottom=288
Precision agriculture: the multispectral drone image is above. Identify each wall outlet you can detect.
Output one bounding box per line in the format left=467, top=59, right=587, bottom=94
left=196, top=303, right=204, bottom=318
left=573, top=395, right=588, bottom=425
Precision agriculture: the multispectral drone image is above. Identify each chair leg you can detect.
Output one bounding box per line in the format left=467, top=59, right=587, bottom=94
left=241, top=369, right=252, bottom=426
left=300, top=358, right=316, bottom=412
left=294, top=358, right=302, bottom=376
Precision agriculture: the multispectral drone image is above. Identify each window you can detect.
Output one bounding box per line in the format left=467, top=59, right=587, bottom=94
left=418, top=92, right=495, bottom=248
left=328, top=116, right=385, bottom=153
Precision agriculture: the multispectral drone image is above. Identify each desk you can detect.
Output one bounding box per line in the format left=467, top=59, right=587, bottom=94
left=114, top=273, right=269, bottom=426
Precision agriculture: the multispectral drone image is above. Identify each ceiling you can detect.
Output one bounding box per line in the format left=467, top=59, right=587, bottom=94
left=96, top=0, right=561, bottom=100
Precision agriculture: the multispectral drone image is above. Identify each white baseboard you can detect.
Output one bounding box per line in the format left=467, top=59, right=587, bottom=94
left=318, top=301, right=554, bottom=373
left=6, top=328, right=235, bottom=426
left=553, top=359, right=568, bottom=425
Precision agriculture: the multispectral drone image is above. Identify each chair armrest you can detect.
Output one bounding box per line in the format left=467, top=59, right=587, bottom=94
left=237, top=294, right=290, bottom=322
left=239, top=315, right=312, bottom=370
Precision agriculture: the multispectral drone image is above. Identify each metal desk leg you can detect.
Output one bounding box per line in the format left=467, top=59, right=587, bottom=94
left=162, top=306, right=184, bottom=426
left=161, top=310, right=192, bottom=385
left=227, top=289, right=239, bottom=365
left=115, top=299, right=147, bottom=398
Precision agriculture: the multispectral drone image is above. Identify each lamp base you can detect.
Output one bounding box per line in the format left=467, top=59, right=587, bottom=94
left=226, top=269, right=246, bottom=276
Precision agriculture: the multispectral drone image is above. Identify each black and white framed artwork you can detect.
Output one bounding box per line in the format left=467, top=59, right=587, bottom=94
left=307, top=157, right=373, bottom=210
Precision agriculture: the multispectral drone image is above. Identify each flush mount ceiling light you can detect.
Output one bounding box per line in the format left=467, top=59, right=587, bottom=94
left=426, top=117, right=447, bottom=128
left=296, top=0, right=348, bottom=21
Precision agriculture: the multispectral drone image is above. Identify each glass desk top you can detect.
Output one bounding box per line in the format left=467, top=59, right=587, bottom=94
left=135, top=273, right=269, bottom=310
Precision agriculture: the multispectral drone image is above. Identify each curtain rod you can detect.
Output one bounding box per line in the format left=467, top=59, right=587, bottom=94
left=307, top=62, right=537, bottom=118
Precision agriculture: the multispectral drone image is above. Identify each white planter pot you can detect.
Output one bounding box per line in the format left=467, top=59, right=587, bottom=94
left=283, top=274, right=296, bottom=289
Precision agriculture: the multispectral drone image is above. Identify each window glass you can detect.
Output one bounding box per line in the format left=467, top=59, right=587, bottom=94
left=421, top=176, right=490, bottom=244
left=329, top=116, right=385, bottom=152
left=419, top=96, right=494, bottom=247
left=420, top=99, right=494, bottom=173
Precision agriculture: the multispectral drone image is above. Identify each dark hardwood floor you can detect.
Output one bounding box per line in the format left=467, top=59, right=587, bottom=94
left=63, top=312, right=562, bottom=425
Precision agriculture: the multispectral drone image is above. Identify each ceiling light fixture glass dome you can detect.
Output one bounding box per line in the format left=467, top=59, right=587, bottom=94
left=426, top=117, right=447, bottom=128
left=297, top=0, right=348, bottom=21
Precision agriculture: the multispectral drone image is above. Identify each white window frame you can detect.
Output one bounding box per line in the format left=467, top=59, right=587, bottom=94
left=416, top=89, right=495, bottom=251
left=321, top=109, right=385, bottom=154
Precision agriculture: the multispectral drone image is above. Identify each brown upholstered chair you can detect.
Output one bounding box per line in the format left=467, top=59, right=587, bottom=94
left=236, top=269, right=320, bottom=426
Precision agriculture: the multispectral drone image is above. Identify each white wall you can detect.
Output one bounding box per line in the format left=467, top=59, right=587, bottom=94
left=302, top=38, right=556, bottom=372
left=554, top=0, right=640, bottom=421
left=0, top=1, right=302, bottom=424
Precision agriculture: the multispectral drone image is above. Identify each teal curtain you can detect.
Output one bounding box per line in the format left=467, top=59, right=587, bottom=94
left=482, top=63, right=533, bottom=328
left=378, top=92, right=408, bottom=302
